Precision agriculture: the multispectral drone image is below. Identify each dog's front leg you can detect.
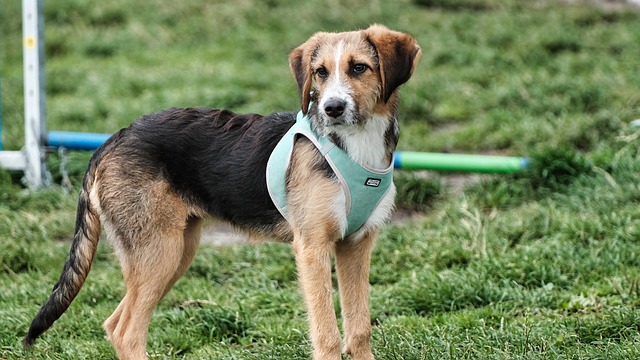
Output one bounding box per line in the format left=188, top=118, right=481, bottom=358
left=335, top=232, right=376, bottom=360
left=292, top=234, right=342, bottom=360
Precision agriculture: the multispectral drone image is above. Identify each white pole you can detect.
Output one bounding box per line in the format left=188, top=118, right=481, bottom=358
left=22, top=0, right=49, bottom=188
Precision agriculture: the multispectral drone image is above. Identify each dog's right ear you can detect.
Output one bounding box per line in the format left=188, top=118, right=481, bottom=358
left=289, top=46, right=312, bottom=114
left=289, top=34, right=325, bottom=114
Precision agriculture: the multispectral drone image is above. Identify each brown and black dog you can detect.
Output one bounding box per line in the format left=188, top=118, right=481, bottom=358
left=23, top=24, right=420, bottom=360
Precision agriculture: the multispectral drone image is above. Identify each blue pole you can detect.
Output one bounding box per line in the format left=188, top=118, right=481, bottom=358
left=47, top=131, right=111, bottom=150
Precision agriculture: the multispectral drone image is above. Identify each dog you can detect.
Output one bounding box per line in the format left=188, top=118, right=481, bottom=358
left=23, top=24, right=421, bottom=360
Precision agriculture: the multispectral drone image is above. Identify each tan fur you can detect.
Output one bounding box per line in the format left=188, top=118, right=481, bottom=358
left=336, top=231, right=377, bottom=359
left=288, top=142, right=345, bottom=358
left=310, top=32, right=381, bottom=116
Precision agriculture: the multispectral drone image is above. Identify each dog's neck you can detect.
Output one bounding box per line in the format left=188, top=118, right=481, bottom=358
left=327, top=113, right=398, bottom=170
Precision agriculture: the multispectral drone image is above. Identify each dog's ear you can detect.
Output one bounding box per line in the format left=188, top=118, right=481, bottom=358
left=289, top=35, right=324, bottom=114
left=364, top=24, right=421, bottom=103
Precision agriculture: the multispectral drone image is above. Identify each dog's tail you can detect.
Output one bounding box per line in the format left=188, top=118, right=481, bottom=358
left=22, top=133, right=121, bottom=348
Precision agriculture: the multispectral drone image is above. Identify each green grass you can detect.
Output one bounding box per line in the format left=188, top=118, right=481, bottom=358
left=2, top=0, right=640, bottom=359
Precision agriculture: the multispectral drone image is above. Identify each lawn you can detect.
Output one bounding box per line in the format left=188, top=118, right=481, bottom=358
left=1, top=0, right=640, bottom=359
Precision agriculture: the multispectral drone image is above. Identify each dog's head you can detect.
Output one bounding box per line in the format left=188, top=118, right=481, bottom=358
left=289, top=24, right=421, bottom=130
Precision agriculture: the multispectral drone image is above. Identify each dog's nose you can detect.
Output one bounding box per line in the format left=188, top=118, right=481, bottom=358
left=324, top=99, right=346, bottom=118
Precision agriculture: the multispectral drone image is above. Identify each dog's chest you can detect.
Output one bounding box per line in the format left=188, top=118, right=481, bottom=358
left=266, top=111, right=394, bottom=237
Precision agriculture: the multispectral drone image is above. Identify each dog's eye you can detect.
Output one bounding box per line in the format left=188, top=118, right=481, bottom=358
left=351, top=64, right=368, bottom=75
left=316, top=67, right=328, bottom=79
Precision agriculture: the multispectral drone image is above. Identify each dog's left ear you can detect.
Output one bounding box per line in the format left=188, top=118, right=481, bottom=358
left=364, top=24, right=421, bottom=103
left=289, top=34, right=325, bottom=114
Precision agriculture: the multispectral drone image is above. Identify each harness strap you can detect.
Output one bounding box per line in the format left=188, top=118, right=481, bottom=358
left=266, top=111, right=393, bottom=236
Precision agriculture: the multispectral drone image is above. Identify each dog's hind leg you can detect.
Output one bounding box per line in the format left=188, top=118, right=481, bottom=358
left=103, top=293, right=126, bottom=344
left=162, top=216, right=203, bottom=297
left=335, top=232, right=377, bottom=360
left=97, top=177, right=191, bottom=360
left=107, top=224, right=186, bottom=360
left=103, top=218, right=202, bottom=356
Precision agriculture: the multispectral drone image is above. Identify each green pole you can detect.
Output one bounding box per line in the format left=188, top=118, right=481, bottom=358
left=394, top=151, right=528, bottom=173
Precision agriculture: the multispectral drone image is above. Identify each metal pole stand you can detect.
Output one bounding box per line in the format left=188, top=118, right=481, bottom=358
left=22, top=0, right=50, bottom=188
left=0, top=0, right=50, bottom=188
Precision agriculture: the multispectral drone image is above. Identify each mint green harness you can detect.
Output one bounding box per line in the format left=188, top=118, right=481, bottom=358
left=266, top=110, right=394, bottom=236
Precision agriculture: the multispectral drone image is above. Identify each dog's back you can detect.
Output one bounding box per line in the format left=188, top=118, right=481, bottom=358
left=113, top=108, right=296, bottom=228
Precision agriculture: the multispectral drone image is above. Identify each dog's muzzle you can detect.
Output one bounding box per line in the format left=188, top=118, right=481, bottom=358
left=324, top=98, right=346, bottom=118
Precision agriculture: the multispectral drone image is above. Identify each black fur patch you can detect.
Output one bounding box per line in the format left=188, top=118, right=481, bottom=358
left=115, top=108, right=297, bottom=229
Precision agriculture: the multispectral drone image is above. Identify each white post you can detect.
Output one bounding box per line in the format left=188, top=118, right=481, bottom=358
left=22, top=0, right=49, bottom=188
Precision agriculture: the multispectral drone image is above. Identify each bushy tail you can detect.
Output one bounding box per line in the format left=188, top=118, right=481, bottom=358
left=23, top=155, right=103, bottom=347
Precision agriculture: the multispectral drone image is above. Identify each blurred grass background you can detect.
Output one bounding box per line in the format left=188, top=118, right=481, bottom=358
left=1, top=0, right=640, bottom=359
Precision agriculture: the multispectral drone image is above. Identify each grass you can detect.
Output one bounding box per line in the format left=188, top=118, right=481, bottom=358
left=2, top=0, right=640, bottom=358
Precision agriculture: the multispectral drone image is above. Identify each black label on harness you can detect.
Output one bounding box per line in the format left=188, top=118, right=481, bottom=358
left=365, top=178, right=382, bottom=187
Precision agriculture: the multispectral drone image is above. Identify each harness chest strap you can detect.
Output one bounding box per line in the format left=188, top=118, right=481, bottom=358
left=266, top=111, right=393, bottom=236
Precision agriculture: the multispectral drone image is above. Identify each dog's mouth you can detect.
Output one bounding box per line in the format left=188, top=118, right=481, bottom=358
left=325, top=114, right=354, bottom=126
left=318, top=111, right=362, bottom=136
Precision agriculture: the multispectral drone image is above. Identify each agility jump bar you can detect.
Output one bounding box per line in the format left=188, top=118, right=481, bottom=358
left=47, top=131, right=112, bottom=151
left=47, top=131, right=528, bottom=173
left=393, top=151, right=528, bottom=173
